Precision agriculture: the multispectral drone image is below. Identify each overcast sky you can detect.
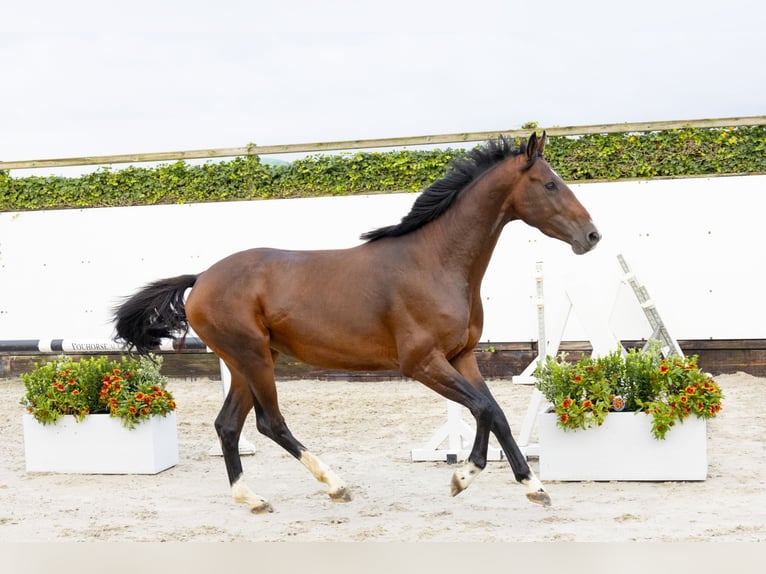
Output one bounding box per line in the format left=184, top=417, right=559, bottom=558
left=2, top=0, right=764, bottom=169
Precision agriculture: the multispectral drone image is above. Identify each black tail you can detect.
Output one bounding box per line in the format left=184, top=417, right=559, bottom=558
left=113, top=274, right=198, bottom=354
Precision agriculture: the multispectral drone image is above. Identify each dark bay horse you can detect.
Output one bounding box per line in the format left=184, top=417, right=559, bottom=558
left=114, top=132, right=600, bottom=513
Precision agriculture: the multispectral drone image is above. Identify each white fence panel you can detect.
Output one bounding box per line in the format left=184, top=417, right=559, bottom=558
left=1, top=175, right=763, bottom=343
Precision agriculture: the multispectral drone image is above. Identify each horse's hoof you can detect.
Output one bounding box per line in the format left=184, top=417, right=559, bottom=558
left=450, top=462, right=481, bottom=496
left=250, top=500, right=274, bottom=514
left=450, top=475, right=466, bottom=497
left=526, top=489, right=552, bottom=507
left=329, top=487, right=352, bottom=503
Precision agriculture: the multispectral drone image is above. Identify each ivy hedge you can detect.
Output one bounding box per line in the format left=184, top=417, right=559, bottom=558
left=1, top=126, right=764, bottom=212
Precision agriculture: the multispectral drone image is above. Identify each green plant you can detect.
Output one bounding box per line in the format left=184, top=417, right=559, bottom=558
left=20, top=355, right=176, bottom=429
left=534, top=341, right=723, bottom=439
left=2, top=125, right=764, bottom=212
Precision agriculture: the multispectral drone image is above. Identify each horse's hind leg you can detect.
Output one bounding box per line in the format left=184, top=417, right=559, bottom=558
left=214, top=371, right=273, bottom=513
left=219, top=346, right=351, bottom=510
left=252, top=403, right=352, bottom=503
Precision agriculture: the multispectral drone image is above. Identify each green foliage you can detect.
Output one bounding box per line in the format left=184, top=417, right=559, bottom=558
left=545, top=126, right=766, bottom=180
left=20, top=355, right=175, bottom=429
left=1, top=126, right=764, bottom=212
left=534, top=341, right=724, bottom=439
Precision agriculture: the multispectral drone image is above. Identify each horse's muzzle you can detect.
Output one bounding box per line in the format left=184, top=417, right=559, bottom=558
left=572, top=224, right=601, bottom=254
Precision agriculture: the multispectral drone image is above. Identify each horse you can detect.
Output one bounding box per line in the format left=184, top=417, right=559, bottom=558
left=113, top=132, right=600, bottom=513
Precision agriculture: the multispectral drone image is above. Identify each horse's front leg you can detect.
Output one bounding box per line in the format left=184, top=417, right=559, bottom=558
left=449, top=350, right=551, bottom=507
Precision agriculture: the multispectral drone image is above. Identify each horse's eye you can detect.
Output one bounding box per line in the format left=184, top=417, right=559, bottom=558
left=545, top=181, right=557, bottom=192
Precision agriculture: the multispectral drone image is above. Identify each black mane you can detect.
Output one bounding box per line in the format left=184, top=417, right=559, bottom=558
left=360, top=136, right=527, bottom=242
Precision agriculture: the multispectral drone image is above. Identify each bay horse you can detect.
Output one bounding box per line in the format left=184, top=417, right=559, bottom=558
left=113, top=132, right=600, bottom=513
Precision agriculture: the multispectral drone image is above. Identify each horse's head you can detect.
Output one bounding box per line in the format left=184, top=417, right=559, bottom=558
left=509, top=132, right=601, bottom=254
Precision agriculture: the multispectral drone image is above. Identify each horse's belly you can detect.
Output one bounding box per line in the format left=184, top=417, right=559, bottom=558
left=270, top=334, right=399, bottom=372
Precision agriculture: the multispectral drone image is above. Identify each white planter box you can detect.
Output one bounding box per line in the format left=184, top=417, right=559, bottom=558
left=538, top=412, right=707, bottom=481
left=23, top=412, right=179, bottom=474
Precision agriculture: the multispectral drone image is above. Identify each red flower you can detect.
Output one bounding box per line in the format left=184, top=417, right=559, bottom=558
left=582, top=400, right=593, bottom=409
left=560, top=413, right=569, bottom=424
left=685, top=386, right=696, bottom=395
left=659, top=365, right=670, bottom=374
left=561, top=398, right=573, bottom=409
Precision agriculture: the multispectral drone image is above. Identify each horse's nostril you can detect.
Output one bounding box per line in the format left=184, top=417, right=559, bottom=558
left=588, top=230, right=601, bottom=245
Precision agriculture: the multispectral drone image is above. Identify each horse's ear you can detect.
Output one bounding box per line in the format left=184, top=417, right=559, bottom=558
left=538, top=131, right=547, bottom=156
left=526, top=132, right=538, bottom=160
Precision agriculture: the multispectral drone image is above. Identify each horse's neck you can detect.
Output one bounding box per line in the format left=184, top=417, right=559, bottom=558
left=421, top=167, right=516, bottom=280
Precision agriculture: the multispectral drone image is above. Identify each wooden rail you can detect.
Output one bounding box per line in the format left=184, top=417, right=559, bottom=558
left=2, top=115, right=764, bottom=172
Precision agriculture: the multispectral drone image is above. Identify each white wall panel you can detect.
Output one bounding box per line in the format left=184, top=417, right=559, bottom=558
left=1, top=175, right=763, bottom=343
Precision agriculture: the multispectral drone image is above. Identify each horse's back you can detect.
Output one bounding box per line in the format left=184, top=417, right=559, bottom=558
left=185, top=245, right=401, bottom=370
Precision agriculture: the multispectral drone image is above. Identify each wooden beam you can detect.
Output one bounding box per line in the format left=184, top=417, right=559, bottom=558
left=2, top=116, right=764, bottom=172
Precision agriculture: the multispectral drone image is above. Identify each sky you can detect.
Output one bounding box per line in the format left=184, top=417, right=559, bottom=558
left=1, top=0, right=764, bottom=172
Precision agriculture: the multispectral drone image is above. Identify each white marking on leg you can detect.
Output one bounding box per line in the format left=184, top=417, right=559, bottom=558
left=450, top=461, right=482, bottom=496
left=231, top=476, right=273, bottom=513
left=299, top=450, right=351, bottom=502
left=522, top=470, right=552, bottom=507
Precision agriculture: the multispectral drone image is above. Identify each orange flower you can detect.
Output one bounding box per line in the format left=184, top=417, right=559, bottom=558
left=561, top=398, right=573, bottom=409
left=129, top=406, right=137, bottom=415
left=659, top=365, right=670, bottom=374
left=582, top=400, right=593, bottom=409
left=685, top=386, right=696, bottom=395
left=573, top=375, right=582, bottom=384
left=560, top=413, right=569, bottom=424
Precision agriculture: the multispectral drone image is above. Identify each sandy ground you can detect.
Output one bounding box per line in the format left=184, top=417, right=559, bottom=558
left=0, top=371, right=764, bottom=543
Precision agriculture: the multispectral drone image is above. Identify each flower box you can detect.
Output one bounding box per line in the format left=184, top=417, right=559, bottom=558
left=23, top=412, right=178, bottom=474
left=538, top=411, right=707, bottom=481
